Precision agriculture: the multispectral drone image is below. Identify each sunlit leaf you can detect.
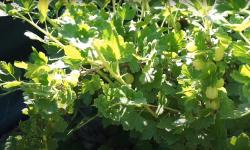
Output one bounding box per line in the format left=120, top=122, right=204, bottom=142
left=0, top=61, right=14, bottom=75
left=38, top=0, right=50, bottom=22
left=3, top=81, right=22, bottom=89
left=14, top=61, right=28, bottom=69
left=240, top=65, right=250, bottom=78
left=64, top=45, right=83, bottom=60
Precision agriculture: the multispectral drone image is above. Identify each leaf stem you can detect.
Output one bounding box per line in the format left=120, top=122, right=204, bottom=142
left=67, top=114, right=98, bottom=135
left=144, top=105, right=158, bottom=118
left=112, top=0, right=116, bottom=13
left=239, top=31, right=250, bottom=46
left=0, top=88, right=20, bottom=97
left=160, top=16, right=167, bottom=28
left=145, top=103, right=180, bottom=113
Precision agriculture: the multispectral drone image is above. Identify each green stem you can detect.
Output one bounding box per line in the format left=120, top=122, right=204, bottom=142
left=146, top=103, right=180, bottom=113
left=10, top=74, right=17, bottom=81
left=140, top=0, right=147, bottom=20
left=239, top=31, right=250, bottom=46
left=144, top=105, right=158, bottom=118
left=46, top=17, right=59, bottom=28
left=160, top=16, right=167, bottom=28
left=108, top=102, right=158, bottom=118
left=109, top=102, right=180, bottom=118
left=241, top=9, right=250, bottom=15
left=0, top=88, right=20, bottom=97
left=67, top=114, right=98, bottom=135
left=112, top=0, right=116, bottom=13
left=17, top=13, right=64, bottom=48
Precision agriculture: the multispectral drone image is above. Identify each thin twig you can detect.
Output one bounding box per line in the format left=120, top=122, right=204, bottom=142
left=0, top=88, right=21, bottom=97
left=17, top=13, right=64, bottom=48
left=67, top=114, right=98, bottom=135
left=112, top=0, right=116, bottom=13
left=239, top=31, right=250, bottom=46
left=145, top=103, right=180, bottom=114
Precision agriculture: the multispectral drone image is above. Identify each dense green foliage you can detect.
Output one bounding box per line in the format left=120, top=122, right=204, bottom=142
left=1, top=0, right=250, bottom=149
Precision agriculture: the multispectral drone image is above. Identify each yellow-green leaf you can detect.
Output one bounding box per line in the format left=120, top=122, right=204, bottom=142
left=14, top=61, right=28, bottom=69
left=21, top=108, right=29, bottom=115
left=163, top=7, right=170, bottom=17
left=186, top=41, right=197, bottom=52
left=240, top=65, right=250, bottom=78
left=92, top=39, right=104, bottom=51
left=64, top=45, right=83, bottom=60
left=38, top=0, right=50, bottom=22
left=0, top=61, right=14, bottom=75
left=92, top=35, right=122, bottom=60
left=108, top=35, right=122, bottom=60
left=3, top=81, right=22, bottom=89
left=214, top=45, right=225, bottom=61
left=38, top=52, right=48, bottom=63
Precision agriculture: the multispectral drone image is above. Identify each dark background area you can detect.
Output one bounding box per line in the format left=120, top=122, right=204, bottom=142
left=0, top=15, right=44, bottom=136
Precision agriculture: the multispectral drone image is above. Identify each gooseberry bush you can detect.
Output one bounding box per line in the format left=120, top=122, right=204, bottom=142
left=1, top=0, right=250, bottom=149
